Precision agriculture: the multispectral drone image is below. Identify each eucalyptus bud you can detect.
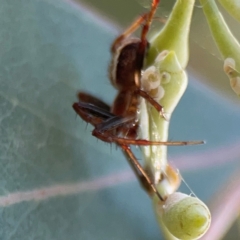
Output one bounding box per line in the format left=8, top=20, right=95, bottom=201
left=153, top=192, right=211, bottom=240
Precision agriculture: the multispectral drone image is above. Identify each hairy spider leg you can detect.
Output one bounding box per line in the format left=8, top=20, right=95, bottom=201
left=111, top=0, right=160, bottom=52
left=73, top=99, right=204, bottom=146
left=73, top=93, right=204, bottom=200
left=136, top=89, right=166, bottom=119
left=111, top=14, right=148, bottom=52
left=78, top=92, right=111, bottom=112
left=73, top=94, right=164, bottom=200
left=139, top=0, right=160, bottom=53
left=121, top=144, right=164, bottom=201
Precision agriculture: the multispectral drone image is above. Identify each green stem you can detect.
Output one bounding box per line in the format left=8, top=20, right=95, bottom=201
left=218, top=0, right=240, bottom=22
left=200, top=0, right=240, bottom=71
left=200, top=0, right=240, bottom=95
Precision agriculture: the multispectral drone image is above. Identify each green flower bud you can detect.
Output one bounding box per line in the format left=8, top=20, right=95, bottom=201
left=140, top=50, right=188, bottom=184
left=153, top=192, right=211, bottom=240
left=147, top=0, right=195, bottom=68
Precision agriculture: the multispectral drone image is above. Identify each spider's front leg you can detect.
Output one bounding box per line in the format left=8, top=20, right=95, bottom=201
left=136, top=89, right=166, bottom=119
left=73, top=99, right=203, bottom=146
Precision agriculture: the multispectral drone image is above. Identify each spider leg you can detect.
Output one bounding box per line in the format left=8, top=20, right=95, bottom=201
left=73, top=102, right=113, bottom=126
left=73, top=98, right=203, bottom=201
left=77, top=92, right=111, bottom=112
left=111, top=0, right=161, bottom=52
left=73, top=101, right=204, bottom=146
left=139, top=0, right=160, bottom=53
left=135, top=89, right=166, bottom=119
left=73, top=99, right=165, bottom=201
left=111, top=13, right=148, bottom=52
left=121, top=144, right=164, bottom=201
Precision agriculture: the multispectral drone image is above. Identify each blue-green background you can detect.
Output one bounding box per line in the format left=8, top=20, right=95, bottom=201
left=0, top=0, right=239, bottom=239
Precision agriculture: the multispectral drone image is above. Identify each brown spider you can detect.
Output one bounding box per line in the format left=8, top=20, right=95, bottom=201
left=73, top=0, right=203, bottom=201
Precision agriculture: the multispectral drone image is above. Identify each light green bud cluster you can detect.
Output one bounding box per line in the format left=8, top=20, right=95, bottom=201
left=140, top=50, right=187, bottom=193
left=139, top=0, right=212, bottom=239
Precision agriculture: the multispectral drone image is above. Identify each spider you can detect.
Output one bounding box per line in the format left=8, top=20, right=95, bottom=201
left=73, top=0, right=203, bottom=201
